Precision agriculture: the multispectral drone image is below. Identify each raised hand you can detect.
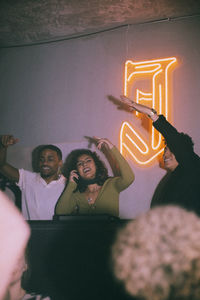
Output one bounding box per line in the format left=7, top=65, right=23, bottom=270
left=120, top=95, right=150, bottom=113
left=120, top=95, right=158, bottom=121
left=119, top=95, right=135, bottom=110
left=92, top=136, right=114, bottom=151
left=0, top=135, right=19, bottom=148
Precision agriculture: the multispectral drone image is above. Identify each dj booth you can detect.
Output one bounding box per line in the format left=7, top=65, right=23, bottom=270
left=27, top=215, right=133, bottom=300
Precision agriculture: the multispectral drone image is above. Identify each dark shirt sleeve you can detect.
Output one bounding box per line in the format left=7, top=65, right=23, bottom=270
left=153, top=115, right=197, bottom=168
left=152, top=115, right=200, bottom=215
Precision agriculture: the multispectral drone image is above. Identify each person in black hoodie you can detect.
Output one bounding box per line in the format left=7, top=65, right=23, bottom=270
left=119, top=95, right=200, bottom=215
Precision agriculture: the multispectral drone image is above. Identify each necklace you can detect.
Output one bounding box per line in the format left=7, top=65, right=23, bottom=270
left=86, top=184, right=101, bottom=207
left=87, top=197, right=96, bottom=209
left=87, top=186, right=101, bottom=201
left=88, top=197, right=93, bottom=203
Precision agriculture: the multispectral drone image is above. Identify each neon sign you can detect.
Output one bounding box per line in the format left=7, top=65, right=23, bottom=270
left=120, top=57, right=177, bottom=165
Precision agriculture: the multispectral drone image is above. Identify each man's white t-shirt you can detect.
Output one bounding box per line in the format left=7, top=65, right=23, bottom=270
left=17, top=169, right=66, bottom=220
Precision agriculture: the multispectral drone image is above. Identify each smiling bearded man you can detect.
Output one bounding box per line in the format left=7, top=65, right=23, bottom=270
left=0, top=135, right=66, bottom=220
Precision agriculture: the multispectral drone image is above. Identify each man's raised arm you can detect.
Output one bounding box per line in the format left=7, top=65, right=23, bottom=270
left=0, top=135, right=20, bottom=182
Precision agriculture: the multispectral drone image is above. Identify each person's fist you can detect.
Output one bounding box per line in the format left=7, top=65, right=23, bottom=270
left=0, top=135, right=19, bottom=147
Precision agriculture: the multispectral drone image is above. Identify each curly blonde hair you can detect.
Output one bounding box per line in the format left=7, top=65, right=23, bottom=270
left=112, top=205, right=200, bottom=300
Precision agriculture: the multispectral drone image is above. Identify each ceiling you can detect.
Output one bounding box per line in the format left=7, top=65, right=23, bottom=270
left=0, top=0, right=200, bottom=48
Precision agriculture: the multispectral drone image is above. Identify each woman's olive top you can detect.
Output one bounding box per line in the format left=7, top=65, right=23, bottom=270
left=55, top=146, right=134, bottom=217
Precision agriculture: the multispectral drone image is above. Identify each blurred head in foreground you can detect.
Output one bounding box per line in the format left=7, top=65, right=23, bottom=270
left=112, top=206, right=200, bottom=300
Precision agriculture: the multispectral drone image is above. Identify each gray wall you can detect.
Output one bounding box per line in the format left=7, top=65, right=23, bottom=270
left=0, top=16, right=200, bottom=218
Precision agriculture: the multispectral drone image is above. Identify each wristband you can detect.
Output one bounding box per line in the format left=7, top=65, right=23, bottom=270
left=148, top=108, right=157, bottom=117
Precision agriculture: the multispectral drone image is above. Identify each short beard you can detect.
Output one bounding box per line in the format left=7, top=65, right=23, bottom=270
left=40, top=171, right=57, bottom=179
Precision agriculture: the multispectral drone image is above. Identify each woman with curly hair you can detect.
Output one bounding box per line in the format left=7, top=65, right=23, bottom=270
left=55, top=137, right=134, bottom=217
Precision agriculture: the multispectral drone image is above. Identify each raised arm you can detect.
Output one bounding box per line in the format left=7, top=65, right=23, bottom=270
left=119, top=95, right=180, bottom=143
left=119, top=96, right=196, bottom=166
left=94, top=137, right=135, bottom=191
left=85, top=135, right=121, bottom=176
left=119, top=95, right=159, bottom=122
left=0, top=135, right=19, bottom=182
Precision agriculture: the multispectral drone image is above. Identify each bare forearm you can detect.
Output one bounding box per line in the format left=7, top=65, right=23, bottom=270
left=119, top=95, right=159, bottom=122
left=0, top=146, right=19, bottom=182
left=133, top=103, right=159, bottom=122
left=0, top=136, right=19, bottom=181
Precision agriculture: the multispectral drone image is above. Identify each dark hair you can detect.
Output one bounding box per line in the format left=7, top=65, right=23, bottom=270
left=164, top=132, right=194, bottom=153
left=63, top=149, right=109, bottom=192
left=32, top=144, right=63, bottom=172
left=179, top=133, right=194, bottom=149
left=38, top=144, right=62, bottom=160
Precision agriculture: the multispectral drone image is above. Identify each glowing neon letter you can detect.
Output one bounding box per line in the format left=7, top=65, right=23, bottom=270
left=120, top=57, right=177, bottom=165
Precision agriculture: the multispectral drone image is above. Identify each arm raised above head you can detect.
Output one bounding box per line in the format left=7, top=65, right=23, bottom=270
left=0, top=135, right=19, bottom=182
left=92, top=137, right=120, bottom=176
left=110, top=146, right=135, bottom=191
left=119, top=95, right=159, bottom=122
left=93, top=136, right=135, bottom=187
left=93, top=137, right=114, bottom=151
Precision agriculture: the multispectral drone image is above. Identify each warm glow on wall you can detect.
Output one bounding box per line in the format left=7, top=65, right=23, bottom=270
left=120, top=57, right=177, bottom=165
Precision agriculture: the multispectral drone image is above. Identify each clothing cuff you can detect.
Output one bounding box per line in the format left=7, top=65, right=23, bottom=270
left=16, top=168, right=24, bottom=188
left=153, top=114, right=166, bottom=129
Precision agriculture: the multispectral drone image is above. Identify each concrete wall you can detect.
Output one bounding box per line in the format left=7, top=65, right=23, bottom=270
left=0, top=16, right=199, bottom=218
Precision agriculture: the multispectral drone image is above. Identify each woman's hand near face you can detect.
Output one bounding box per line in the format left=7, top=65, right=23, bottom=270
left=93, top=136, right=114, bottom=151
left=69, top=170, right=79, bottom=183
